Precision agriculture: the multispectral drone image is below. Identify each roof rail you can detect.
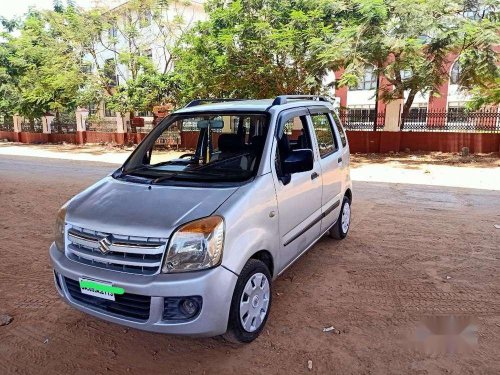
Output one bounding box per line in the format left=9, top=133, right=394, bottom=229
left=271, top=95, right=330, bottom=106
left=185, top=98, right=245, bottom=108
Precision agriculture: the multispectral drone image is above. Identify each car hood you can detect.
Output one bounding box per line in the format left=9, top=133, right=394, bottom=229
left=66, top=176, right=238, bottom=238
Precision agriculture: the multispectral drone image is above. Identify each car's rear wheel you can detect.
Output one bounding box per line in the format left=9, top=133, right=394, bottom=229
left=223, top=259, right=272, bottom=343
left=329, top=196, right=351, bottom=240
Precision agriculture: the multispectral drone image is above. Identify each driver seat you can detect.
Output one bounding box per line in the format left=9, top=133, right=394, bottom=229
left=211, top=134, right=249, bottom=169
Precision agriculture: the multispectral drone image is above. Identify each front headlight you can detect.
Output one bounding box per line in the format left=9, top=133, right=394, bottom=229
left=162, top=216, right=224, bottom=273
left=54, top=204, right=67, bottom=252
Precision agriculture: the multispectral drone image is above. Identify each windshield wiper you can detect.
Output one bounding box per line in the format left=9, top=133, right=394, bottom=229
left=150, top=170, right=225, bottom=184
left=118, top=166, right=149, bottom=177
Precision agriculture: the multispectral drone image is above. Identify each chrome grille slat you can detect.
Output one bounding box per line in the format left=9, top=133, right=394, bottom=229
left=68, top=229, right=164, bottom=255
left=68, top=244, right=162, bottom=267
left=66, top=226, right=167, bottom=275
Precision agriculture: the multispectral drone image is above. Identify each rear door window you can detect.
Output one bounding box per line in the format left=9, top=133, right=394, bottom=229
left=331, top=111, right=347, bottom=148
left=310, top=113, right=338, bottom=158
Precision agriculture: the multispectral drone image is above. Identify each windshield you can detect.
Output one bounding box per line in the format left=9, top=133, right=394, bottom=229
left=117, top=112, right=269, bottom=185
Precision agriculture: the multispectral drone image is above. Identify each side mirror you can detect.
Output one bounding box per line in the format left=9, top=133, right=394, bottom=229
left=282, top=149, right=314, bottom=175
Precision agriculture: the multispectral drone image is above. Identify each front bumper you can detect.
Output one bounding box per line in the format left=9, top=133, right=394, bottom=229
left=49, top=243, right=238, bottom=337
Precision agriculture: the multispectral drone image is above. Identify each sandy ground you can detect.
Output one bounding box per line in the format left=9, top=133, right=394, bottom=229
left=0, top=150, right=500, bottom=374
left=1, top=143, right=499, bottom=190
left=0, top=143, right=185, bottom=165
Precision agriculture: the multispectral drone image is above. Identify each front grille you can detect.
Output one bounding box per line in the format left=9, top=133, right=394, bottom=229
left=66, top=226, right=167, bottom=275
left=64, top=277, right=151, bottom=321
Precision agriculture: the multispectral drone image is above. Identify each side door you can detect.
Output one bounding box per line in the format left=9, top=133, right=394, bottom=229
left=272, top=108, right=323, bottom=272
left=308, top=108, right=343, bottom=233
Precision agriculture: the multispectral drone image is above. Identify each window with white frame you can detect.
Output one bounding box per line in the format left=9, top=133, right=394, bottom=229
left=144, top=49, right=153, bottom=60
left=139, top=10, right=152, bottom=27
left=347, top=105, right=376, bottom=123
left=408, top=104, right=427, bottom=121
left=401, top=69, right=412, bottom=80
left=447, top=103, right=467, bottom=123
left=108, top=26, right=117, bottom=39
left=351, top=66, right=377, bottom=91
left=103, top=58, right=118, bottom=87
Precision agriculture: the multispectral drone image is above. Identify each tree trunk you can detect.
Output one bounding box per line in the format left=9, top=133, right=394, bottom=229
left=400, top=89, right=417, bottom=130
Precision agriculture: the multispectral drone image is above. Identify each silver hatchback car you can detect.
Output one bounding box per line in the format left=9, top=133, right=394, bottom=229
left=50, top=95, right=352, bottom=343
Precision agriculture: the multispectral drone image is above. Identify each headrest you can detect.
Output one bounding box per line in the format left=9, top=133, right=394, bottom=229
left=218, top=133, right=243, bottom=153
left=250, top=135, right=265, bottom=150
left=278, top=133, right=290, bottom=155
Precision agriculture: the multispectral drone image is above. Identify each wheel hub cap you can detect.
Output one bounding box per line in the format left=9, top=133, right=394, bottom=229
left=239, top=272, right=270, bottom=332
left=341, top=202, right=351, bottom=233
left=252, top=295, right=259, bottom=308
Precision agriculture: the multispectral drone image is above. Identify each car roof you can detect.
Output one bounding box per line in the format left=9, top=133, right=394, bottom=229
left=172, top=98, right=335, bottom=115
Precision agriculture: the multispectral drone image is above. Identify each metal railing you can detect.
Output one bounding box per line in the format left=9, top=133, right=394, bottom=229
left=339, top=110, right=386, bottom=131
left=133, top=117, right=155, bottom=134
left=155, top=130, right=181, bottom=148
left=85, top=119, right=117, bottom=132
left=0, top=115, right=14, bottom=131
left=50, top=114, right=76, bottom=134
left=20, top=119, right=43, bottom=133
left=401, top=109, right=500, bottom=133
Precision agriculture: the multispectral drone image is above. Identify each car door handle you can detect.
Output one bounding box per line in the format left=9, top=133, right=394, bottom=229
left=311, top=172, right=319, bottom=180
left=338, top=157, right=343, bottom=163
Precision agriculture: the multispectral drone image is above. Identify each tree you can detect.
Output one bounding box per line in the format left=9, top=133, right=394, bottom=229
left=48, top=0, right=198, bottom=116
left=314, top=0, right=499, bottom=127
left=0, top=10, right=85, bottom=121
left=172, top=0, right=336, bottom=105
left=455, top=2, right=499, bottom=109
left=0, top=21, right=22, bottom=118
left=467, top=77, right=500, bottom=109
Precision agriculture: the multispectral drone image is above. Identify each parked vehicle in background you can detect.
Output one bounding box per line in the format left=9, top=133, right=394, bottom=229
left=50, top=95, right=352, bottom=343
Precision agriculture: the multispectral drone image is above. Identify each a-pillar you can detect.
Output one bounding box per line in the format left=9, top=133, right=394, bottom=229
left=75, top=108, right=88, bottom=145
left=12, top=115, right=22, bottom=142
left=116, top=112, right=130, bottom=145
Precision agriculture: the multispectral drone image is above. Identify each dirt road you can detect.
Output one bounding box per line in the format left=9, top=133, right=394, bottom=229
left=1, top=155, right=499, bottom=374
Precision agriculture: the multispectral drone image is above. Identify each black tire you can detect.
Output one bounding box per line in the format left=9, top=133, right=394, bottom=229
left=223, top=259, right=272, bottom=343
left=329, top=196, right=351, bottom=240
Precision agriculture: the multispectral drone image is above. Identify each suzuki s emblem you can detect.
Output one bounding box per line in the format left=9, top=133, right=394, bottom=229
left=98, top=235, right=113, bottom=254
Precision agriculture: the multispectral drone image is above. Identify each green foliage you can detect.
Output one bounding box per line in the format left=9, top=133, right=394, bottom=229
left=0, top=0, right=497, bottom=120
left=106, top=71, right=177, bottom=114
left=466, top=76, right=500, bottom=110
left=172, top=0, right=336, bottom=105
left=314, top=0, right=499, bottom=115
left=0, top=9, right=85, bottom=119
left=454, top=7, right=499, bottom=108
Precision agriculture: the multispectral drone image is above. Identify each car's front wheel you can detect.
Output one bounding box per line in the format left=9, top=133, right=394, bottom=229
left=329, top=196, right=351, bottom=240
left=223, top=259, right=272, bottom=343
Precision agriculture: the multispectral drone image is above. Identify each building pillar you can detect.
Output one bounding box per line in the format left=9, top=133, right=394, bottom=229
left=427, top=53, right=457, bottom=127
left=42, top=115, right=54, bottom=134
left=377, top=74, right=392, bottom=116
left=75, top=108, right=88, bottom=145
left=12, top=115, right=22, bottom=142
left=384, top=99, right=403, bottom=132
left=116, top=112, right=130, bottom=145
left=334, top=69, right=348, bottom=108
